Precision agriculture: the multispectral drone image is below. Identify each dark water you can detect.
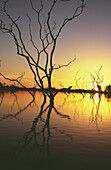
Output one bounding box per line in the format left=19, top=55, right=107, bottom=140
left=0, top=91, right=111, bottom=170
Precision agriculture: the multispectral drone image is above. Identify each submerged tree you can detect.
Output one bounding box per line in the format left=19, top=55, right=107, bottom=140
left=90, top=66, right=104, bottom=91
left=0, top=0, right=85, bottom=99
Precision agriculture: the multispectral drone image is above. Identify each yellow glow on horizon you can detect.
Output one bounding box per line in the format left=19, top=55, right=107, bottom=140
left=0, top=45, right=111, bottom=89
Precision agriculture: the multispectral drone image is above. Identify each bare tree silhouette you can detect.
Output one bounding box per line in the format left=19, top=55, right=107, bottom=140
left=0, top=0, right=85, bottom=99
left=90, top=66, right=104, bottom=92
left=75, top=70, right=85, bottom=97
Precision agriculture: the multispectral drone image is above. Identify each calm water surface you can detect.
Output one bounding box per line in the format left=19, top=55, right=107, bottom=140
left=0, top=91, right=111, bottom=170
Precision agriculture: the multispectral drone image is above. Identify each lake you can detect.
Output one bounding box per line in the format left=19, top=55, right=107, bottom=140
left=0, top=91, right=111, bottom=170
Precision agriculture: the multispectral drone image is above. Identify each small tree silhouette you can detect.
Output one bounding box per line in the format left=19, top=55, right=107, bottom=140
left=90, top=66, right=104, bottom=91
left=0, top=0, right=85, bottom=98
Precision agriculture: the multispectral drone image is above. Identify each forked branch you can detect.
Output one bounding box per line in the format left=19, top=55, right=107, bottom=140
left=0, top=0, right=85, bottom=95
left=0, top=73, right=35, bottom=99
left=54, top=56, right=76, bottom=70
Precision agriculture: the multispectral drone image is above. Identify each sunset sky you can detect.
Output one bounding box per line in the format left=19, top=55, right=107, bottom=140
left=0, top=0, right=111, bottom=89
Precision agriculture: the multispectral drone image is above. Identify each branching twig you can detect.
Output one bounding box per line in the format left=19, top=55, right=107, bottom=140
left=53, top=105, right=71, bottom=119
left=54, top=56, right=76, bottom=70
left=0, top=98, right=34, bottom=122
left=0, top=0, right=85, bottom=96
left=90, top=66, right=104, bottom=90
left=0, top=73, right=35, bottom=99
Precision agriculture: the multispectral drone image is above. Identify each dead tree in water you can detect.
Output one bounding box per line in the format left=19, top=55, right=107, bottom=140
left=0, top=0, right=85, bottom=99
left=97, top=84, right=102, bottom=92
left=90, top=66, right=104, bottom=92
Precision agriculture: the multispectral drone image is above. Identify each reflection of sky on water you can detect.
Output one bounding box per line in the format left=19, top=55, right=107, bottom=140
left=0, top=91, right=111, bottom=169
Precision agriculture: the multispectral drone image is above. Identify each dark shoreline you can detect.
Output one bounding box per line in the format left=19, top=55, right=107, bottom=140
left=0, top=85, right=109, bottom=94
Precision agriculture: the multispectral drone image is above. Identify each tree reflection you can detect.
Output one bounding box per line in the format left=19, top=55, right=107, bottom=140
left=0, top=92, right=4, bottom=107
left=89, top=93, right=102, bottom=134
left=13, top=93, right=71, bottom=165
left=1, top=91, right=110, bottom=169
left=0, top=91, right=35, bottom=122
left=0, top=91, right=71, bottom=168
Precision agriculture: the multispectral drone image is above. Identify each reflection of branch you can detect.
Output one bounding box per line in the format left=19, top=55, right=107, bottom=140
left=15, top=93, right=71, bottom=146
left=89, top=94, right=102, bottom=134
left=22, top=95, right=48, bottom=144
left=52, top=126, right=73, bottom=141
left=59, top=94, right=69, bottom=110
left=0, top=98, right=35, bottom=122
left=10, top=92, right=74, bottom=166
left=73, top=96, right=85, bottom=120
left=0, top=92, right=4, bottom=107
left=53, top=105, right=71, bottom=119
left=11, top=92, right=21, bottom=111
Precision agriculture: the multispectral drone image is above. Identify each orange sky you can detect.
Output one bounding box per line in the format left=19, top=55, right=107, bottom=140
left=0, top=0, right=111, bottom=89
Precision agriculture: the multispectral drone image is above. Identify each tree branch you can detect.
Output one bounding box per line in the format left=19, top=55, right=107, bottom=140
left=47, top=0, right=58, bottom=41
left=0, top=73, right=35, bottom=99
left=56, top=1, right=85, bottom=39
left=54, top=56, right=76, bottom=70
left=26, top=14, right=39, bottom=54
